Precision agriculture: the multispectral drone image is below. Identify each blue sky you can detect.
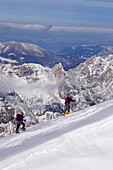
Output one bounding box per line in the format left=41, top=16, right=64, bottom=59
left=0, top=0, right=113, bottom=30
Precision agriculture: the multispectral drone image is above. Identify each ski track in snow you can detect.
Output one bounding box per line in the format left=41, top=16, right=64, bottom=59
left=0, top=100, right=113, bottom=170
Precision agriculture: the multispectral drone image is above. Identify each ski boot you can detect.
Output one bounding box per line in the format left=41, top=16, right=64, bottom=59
left=67, top=111, right=71, bottom=114
left=62, top=112, right=65, bottom=116
left=22, top=128, right=26, bottom=131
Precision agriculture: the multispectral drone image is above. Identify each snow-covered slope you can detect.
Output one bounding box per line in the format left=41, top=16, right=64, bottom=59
left=0, top=41, right=49, bottom=57
left=0, top=99, right=113, bottom=170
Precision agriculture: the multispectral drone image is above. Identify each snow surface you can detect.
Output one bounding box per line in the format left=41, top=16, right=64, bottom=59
left=0, top=100, right=113, bottom=170
left=0, top=57, right=18, bottom=63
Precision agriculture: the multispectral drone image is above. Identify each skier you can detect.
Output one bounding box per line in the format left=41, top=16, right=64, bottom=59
left=62, top=96, right=75, bottom=116
left=16, top=112, right=26, bottom=133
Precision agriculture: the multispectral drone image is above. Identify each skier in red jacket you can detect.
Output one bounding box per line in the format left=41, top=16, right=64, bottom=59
left=62, top=96, right=75, bottom=116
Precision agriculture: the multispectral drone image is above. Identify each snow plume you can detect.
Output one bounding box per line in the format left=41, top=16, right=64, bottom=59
left=0, top=71, right=13, bottom=95
left=15, top=81, right=60, bottom=105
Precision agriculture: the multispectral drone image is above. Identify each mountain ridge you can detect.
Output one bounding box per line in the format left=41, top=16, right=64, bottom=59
left=0, top=41, right=85, bottom=70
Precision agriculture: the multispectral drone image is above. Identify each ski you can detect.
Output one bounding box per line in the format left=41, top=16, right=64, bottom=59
left=16, top=129, right=27, bottom=134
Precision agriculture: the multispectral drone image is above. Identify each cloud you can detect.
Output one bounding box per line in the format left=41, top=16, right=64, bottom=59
left=0, top=23, right=47, bottom=30
left=84, top=0, right=113, bottom=8
left=0, top=0, right=68, bottom=5
left=1, top=0, right=113, bottom=9
left=88, top=0, right=113, bottom=2
left=0, top=22, right=113, bottom=34
left=50, top=25, right=113, bottom=33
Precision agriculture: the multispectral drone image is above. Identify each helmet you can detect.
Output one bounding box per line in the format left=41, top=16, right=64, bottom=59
left=70, top=96, right=73, bottom=98
left=21, top=112, right=24, bottom=115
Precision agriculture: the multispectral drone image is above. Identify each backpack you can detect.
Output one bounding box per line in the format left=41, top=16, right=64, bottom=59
left=65, top=97, right=69, bottom=103
left=16, top=114, right=20, bottom=121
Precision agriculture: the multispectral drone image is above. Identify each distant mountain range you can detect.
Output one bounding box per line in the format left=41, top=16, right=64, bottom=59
left=0, top=41, right=85, bottom=70
left=58, top=44, right=113, bottom=59
left=1, top=41, right=113, bottom=71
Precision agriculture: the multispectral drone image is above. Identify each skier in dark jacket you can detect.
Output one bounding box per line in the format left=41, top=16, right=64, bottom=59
left=16, top=112, right=26, bottom=133
left=62, top=96, right=75, bottom=116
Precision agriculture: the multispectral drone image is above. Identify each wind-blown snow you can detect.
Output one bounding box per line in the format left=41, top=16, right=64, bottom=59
left=0, top=99, right=113, bottom=170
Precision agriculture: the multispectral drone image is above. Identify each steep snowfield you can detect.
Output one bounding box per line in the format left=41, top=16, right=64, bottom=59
left=0, top=99, right=113, bottom=170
